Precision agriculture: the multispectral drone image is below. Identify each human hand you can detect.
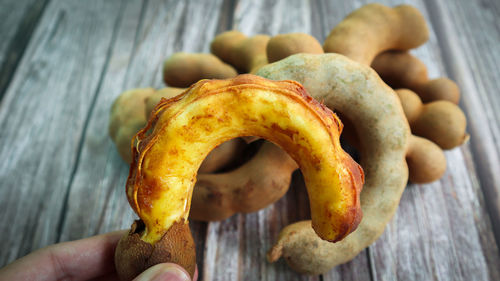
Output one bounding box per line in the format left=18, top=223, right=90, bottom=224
left=0, top=230, right=197, bottom=281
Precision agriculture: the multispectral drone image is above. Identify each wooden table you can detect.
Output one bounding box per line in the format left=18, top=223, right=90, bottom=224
left=1, top=0, right=499, bottom=280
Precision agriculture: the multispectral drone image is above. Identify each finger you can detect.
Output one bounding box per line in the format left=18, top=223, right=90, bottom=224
left=0, top=230, right=126, bottom=281
left=193, top=266, right=198, bottom=281
left=133, top=263, right=192, bottom=281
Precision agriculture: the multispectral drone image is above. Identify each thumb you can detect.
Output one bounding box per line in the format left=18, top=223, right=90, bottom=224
left=132, top=263, right=192, bottom=281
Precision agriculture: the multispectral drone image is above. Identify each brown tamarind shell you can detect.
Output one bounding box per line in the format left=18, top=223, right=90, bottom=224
left=114, top=220, right=196, bottom=281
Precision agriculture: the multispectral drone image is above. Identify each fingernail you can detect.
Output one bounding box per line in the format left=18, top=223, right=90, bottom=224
left=133, top=263, right=191, bottom=281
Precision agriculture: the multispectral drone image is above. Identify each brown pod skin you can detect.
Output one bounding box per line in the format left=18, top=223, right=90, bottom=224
left=323, top=4, right=429, bottom=65
left=372, top=51, right=461, bottom=104
left=417, top=78, right=460, bottom=104
left=396, top=89, right=468, bottom=150
left=115, top=220, right=196, bottom=281
left=210, top=30, right=270, bottom=73
left=396, top=88, right=423, bottom=124
left=406, top=135, right=446, bottom=183
left=411, top=100, right=468, bottom=149
left=163, top=53, right=237, bottom=88
left=371, top=50, right=428, bottom=90
left=190, top=142, right=298, bottom=221
left=266, top=33, right=324, bottom=63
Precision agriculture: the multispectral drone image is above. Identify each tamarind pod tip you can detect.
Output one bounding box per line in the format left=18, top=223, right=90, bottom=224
left=267, top=242, right=283, bottom=263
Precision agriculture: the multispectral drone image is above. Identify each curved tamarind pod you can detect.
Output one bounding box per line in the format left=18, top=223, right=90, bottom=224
left=210, top=31, right=270, bottom=73
left=396, top=89, right=468, bottom=150
left=257, top=53, right=410, bottom=274
left=267, top=33, right=324, bottom=63
left=190, top=141, right=298, bottom=221
left=115, top=74, right=364, bottom=280
left=162, top=53, right=237, bottom=88
left=323, top=3, right=429, bottom=65
left=406, top=135, right=446, bottom=183
left=372, top=51, right=460, bottom=104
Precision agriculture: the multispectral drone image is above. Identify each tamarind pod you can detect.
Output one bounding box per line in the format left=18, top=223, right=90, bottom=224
left=190, top=141, right=298, bottom=221
left=406, top=135, right=446, bottom=183
left=162, top=53, right=237, bottom=88
left=339, top=108, right=446, bottom=184
left=372, top=51, right=460, bottom=104
left=210, top=30, right=270, bottom=73
left=417, top=78, right=460, bottom=104
left=324, top=3, right=429, bottom=65
left=411, top=100, right=468, bottom=149
left=395, top=88, right=423, bottom=124
left=266, top=33, right=324, bottom=63
left=371, top=50, right=428, bottom=90
left=109, top=88, right=158, bottom=163
left=144, top=87, right=185, bottom=118
left=115, top=74, right=364, bottom=280
left=396, top=89, right=468, bottom=150
left=257, top=53, right=409, bottom=274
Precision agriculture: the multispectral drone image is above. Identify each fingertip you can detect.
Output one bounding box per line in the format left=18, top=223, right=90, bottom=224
left=132, top=263, right=191, bottom=281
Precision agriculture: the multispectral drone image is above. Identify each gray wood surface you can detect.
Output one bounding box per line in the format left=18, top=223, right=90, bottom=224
left=0, top=0, right=499, bottom=280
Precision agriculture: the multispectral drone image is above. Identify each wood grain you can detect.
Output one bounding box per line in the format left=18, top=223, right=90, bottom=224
left=0, top=0, right=498, bottom=280
left=424, top=0, right=500, bottom=250
left=317, top=0, right=500, bottom=280
left=0, top=0, right=49, bottom=100
left=56, top=1, right=226, bottom=279
left=0, top=0, right=124, bottom=266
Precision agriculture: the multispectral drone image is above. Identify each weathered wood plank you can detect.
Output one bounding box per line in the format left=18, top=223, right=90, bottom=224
left=0, top=0, right=49, bottom=100
left=0, top=0, right=124, bottom=266
left=199, top=0, right=369, bottom=280
left=199, top=0, right=321, bottom=280
left=317, top=0, right=500, bottom=280
left=56, top=0, right=145, bottom=242
left=57, top=1, right=227, bottom=279
left=424, top=0, right=500, bottom=253
left=1, top=0, right=498, bottom=280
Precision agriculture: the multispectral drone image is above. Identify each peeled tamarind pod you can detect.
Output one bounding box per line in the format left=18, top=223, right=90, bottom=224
left=266, top=33, right=324, bottom=63
left=162, top=52, right=237, bottom=88
left=396, top=89, right=468, bottom=149
left=323, top=3, right=429, bottom=65
left=257, top=54, right=409, bottom=274
left=406, top=135, right=446, bottom=183
left=372, top=51, right=460, bottom=104
left=114, top=74, right=364, bottom=280
left=210, top=31, right=270, bottom=73
left=190, top=141, right=298, bottom=221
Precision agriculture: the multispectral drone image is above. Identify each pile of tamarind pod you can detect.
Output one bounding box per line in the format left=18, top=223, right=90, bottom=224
left=161, top=4, right=468, bottom=184
left=108, top=3, right=470, bottom=278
